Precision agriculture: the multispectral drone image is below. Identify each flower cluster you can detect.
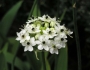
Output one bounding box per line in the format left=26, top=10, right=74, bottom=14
left=16, top=15, right=73, bottom=54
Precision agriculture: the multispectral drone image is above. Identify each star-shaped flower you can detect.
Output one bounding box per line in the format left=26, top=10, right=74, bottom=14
left=22, top=37, right=36, bottom=52
left=27, top=24, right=41, bottom=33
left=43, top=28, right=57, bottom=38
left=54, top=36, right=67, bottom=48
left=36, top=35, right=50, bottom=51
left=49, top=41, right=59, bottom=54
left=38, top=15, right=52, bottom=22
left=16, top=29, right=30, bottom=43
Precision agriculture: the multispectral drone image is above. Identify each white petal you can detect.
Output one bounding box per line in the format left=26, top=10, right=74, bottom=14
left=50, top=48, right=54, bottom=54
left=54, top=48, right=58, bottom=54
left=39, top=36, right=43, bottom=41
left=43, top=30, right=47, bottom=34
left=21, top=42, right=26, bottom=46
left=26, top=36, right=30, bottom=40
left=64, top=39, right=67, bottom=42
left=38, top=45, right=43, bottom=50
left=36, top=40, right=41, bottom=44
left=28, top=46, right=33, bottom=51
left=43, top=45, right=49, bottom=51
left=30, top=37, right=36, bottom=46
left=20, top=39, right=25, bottom=43
left=56, top=44, right=62, bottom=49
left=24, top=46, right=28, bottom=52
left=16, top=37, right=20, bottom=41
left=60, top=42, right=66, bottom=48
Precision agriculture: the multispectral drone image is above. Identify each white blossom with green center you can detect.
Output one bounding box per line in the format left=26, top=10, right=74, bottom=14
left=16, top=15, right=73, bottom=54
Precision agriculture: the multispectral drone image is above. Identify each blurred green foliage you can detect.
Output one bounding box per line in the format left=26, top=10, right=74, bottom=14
left=0, top=0, right=90, bottom=70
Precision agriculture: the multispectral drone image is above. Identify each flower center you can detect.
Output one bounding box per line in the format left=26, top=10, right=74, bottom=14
left=22, top=35, right=25, bottom=38
left=45, top=16, right=48, bottom=19
left=48, top=31, right=52, bottom=34
left=42, top=41, right=45, bottom=44
left=27, top=42, right=30, bottom=45
left=60, top=29, right=64, bottom=32
left=32, top=28, right=35, bottom=31
left=61, top=38, right=64, bottom=41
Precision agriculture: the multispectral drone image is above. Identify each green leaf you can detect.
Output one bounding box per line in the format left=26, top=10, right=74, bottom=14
left=4, top=52, right=30, bottom=70
left=0, top=52, right=8, bottom=70
left=60, top=8, right=67, bottom=21
left=8, top=37, right=19, bottom=56
left=45, top=52, right=51, bottom=70
left=26, top=51, right=42, bottom=70
left=0, top=1, right=23, bottom=37
left=56, top=47, right=68, bottom=70
left=28, top=0, right=41, bottom=18
left=25, top=0, right=42, bottom=70
left=0, top=1, right=23, bottom=48
left=48, top=55, right=55, bottom=66
left=41, top=52, right=51, bottom=70
left=2, top=42, right=9, bottom=53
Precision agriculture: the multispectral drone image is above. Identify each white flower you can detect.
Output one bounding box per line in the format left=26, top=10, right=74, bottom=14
left=16, top=29, right=30, bottom=43
left=57, top=32, right=67, bottom=38
left=66, top=29, right=73, bottom=37
left=49, top=17, right=58, bottom=27
left=22, top=37, right=36, bottom=52
left=26, top=18, right=38, bottom=24
left=55, top=24, right=67, bottom=33
left=55, top=24, right=67, bottom=38
left=50, top=47, right=58, bottom=54
left=49, top=41, right=59, bottom=54
left=43, top=28, right=57, bottom=38
left=38, top=15, right=52, bottom=22
left=36, top=35, right=50, bottom=51
left=16, top=15, right=73, bottom=54
left=27, top=24, right=41, bottom=33
left=54, top=37, right=67, bottom=48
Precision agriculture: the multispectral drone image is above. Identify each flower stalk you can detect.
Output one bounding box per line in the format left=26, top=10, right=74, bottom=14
left=42, top=52, right=46, bottom=70
left=72, top=1, right=81, bottom=70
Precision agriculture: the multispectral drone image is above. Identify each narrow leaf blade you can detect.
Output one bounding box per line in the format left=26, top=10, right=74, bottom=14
left=56, top=47, right=68, bottom=70
left=0, top=1, right=23, bottom=36
left=0, top=52, right=8, bottom=70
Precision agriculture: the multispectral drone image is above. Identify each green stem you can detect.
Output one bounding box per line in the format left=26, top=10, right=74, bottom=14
left=54, top=55, right=57, bottom=70
left=72, top=1, right=81, bottom=70
left=11, top=56, right=16, bottom=70
left=42, top=52, right=46, bottom=70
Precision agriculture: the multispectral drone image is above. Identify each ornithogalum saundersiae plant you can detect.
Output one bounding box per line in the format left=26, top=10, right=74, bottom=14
left=16, top=15, right=73, bottom=54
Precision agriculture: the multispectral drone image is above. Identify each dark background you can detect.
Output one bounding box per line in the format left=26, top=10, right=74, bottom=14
left=0, top=0, right=90, bottom=70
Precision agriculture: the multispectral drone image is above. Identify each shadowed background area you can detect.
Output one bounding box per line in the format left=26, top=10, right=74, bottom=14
left=0, top=0, right=90, bottom=70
